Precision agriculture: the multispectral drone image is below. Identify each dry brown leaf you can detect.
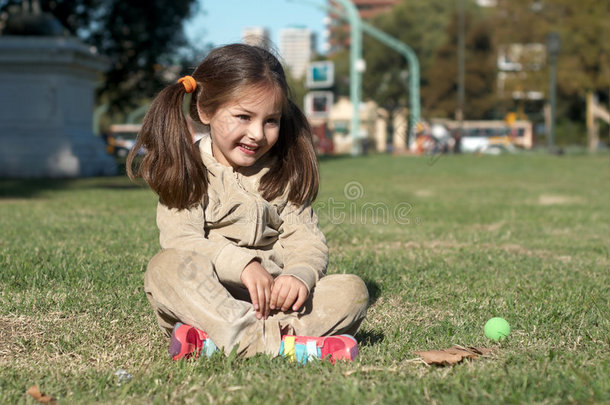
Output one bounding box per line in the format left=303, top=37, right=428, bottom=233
left=27, top=385, right=57, bottom=405
left=414, top=346, right=493, bottom=366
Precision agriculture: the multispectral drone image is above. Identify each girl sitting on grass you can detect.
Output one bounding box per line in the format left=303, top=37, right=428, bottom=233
left=127, top=44, right=368, bottom=363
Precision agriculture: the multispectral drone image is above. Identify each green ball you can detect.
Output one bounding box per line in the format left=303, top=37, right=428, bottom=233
left=484, top=317, right=510, bottom=341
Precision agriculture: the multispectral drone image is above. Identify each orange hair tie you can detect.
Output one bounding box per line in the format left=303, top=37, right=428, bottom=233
left=178, top=75, right=197, bottom=93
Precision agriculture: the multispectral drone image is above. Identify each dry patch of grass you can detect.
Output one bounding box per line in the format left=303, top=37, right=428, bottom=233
left=365, top=296, right=454, bottom=331
left=341, top=239, right=581, bottom=264
left=413, top=189, right=434, bottom=198
left=537, top=194, right=586, bottom=205
left=0, top=313, right=164, bottom=374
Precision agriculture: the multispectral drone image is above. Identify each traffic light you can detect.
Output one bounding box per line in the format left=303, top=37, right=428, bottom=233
left=304, top=91, right=334, bottom=119
left=306, top=61, right=334, bottom=89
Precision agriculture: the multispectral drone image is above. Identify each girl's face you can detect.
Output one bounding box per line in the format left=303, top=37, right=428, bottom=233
left=199, top=85, right=283, bottom=170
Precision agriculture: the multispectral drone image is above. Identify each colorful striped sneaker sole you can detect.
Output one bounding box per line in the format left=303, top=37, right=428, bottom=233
left=280, top=334, right=358, bottom=364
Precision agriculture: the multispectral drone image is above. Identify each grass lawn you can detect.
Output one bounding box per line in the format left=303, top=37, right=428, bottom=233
left=1, top=152, right=608, bottom=404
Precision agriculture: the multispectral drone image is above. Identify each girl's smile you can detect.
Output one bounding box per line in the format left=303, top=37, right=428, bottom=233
left=200, top=86, right=282, bottom=169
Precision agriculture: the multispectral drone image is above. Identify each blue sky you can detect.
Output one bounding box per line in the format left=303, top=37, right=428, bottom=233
left=184, top=0, right=327, bottom=53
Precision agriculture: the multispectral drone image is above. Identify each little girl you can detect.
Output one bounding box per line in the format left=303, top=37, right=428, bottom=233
left=127, top=44, right=368, bottom=363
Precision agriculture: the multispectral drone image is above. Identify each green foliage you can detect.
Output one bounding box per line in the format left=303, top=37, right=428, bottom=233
left=493, top=0, right=610, bottom=94
left=554, top=118, right=588, bottom=146
left=1, top=154, right=609, bottom=403
left=360, top=0, right=455, bottom=111
left=330, top=0, right=608, bottom=125
left=329, top=49, right=351, bottom=98
left=424, top=11, right=498, bottom=119
left=0, top=0, right=202, bottom=112
left=285, top=70, right=307, bottom=110
left=491, top=0, right=610, bottom=124
left=331, top=0, right=499, bottom=117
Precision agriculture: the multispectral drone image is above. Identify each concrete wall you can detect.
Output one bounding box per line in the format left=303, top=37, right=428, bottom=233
left=0, top=36, right=116, bottom=177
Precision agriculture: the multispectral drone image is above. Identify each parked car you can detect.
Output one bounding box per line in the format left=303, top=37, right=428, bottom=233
left=105, top=124, right=143, bottom=158
left=432, top=119, right=534, bottom=153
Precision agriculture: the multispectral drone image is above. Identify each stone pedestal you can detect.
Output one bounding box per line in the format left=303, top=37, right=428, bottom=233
left=0, top=36, right=116, bottom=177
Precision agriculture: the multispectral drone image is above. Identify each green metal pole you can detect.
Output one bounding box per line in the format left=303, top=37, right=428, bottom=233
left=457, top=0, right=465, bottom=136
left=548, top=58, right=557, bottom=149
left=333, top=0, right=362, bottom=155
left=545, top=31, right=560, bottom=151
left=321, top=2, right=420, bottom=148
left=291, top=0, right=420, bottom=149
left=92, top=104, right=108, bottom=136
left=126, top=104, right=149, bottom=124
left=357, top=23, right=420, bottom=148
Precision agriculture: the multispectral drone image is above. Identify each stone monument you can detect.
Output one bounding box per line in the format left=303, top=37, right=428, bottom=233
left=0, top=1, right=116, bottom=177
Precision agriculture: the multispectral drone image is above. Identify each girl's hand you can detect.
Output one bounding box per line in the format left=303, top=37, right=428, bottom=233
left=241, top=260, right=274, bottom=319
left=270, top=275, right=309, bottom=312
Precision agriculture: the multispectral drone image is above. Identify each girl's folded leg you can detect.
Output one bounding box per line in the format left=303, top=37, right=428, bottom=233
left=145, top=249, right=368, bottom=361
left=279, top=273, right=369, bottom=338
left=268, top=274, right=368, bottom=363
left=144, top=248, right=282, bottom=358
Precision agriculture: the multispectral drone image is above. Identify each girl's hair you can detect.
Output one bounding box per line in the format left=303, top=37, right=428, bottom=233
left=127, top=44, right=319, bottom=210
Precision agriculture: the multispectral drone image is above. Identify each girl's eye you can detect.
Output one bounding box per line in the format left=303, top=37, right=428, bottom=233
left=266, top=118, right=280, bottom=126
left=236, top=115, right=250, bottom=121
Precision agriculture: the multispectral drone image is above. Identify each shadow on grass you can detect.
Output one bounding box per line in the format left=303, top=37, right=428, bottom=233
left=0, top=178, right=74, bottom=199
left=363, top=277, right=381, bottom=306
left=0, top=176, right=140, bottom=199
left=0, top=156, right=146, bottom=199
left=354, top=278, right=385, bottom=347
left=355, top=329, right=385, bottom=347
left=317, top=153, right=359, bottom=163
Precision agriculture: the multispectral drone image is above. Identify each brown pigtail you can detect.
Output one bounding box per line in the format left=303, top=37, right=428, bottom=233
left=127, top=83, right=207, bottom=209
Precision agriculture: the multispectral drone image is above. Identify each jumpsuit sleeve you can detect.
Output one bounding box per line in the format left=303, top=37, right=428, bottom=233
left=278, top=201, right=329, bottom=292
left=156, top=202, right=259, bottom=285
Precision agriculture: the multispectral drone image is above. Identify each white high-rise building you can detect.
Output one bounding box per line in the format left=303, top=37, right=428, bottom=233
left=279, top=26, right=315, bottom=79
left=242, top=27, right=270, bottom=47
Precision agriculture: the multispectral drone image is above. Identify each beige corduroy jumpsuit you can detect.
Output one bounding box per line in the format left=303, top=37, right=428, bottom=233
left=144, top=136, right=369, bottom=358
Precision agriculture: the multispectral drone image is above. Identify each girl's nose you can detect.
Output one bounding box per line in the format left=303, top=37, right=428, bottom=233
left=247, top=123, right=265, bottom=142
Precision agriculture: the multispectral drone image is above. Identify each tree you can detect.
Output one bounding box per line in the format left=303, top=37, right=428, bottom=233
left=492, top=0, right=610, bottom=129
left=424, top=11, right=498, bottom=119
left=329, top=0, right=481, bottom=116
left=360, top=0, right=456, bottom=112
left=0, top=0, right=202, bottom=113
left=285, top=69, right=308, bottom=110
left=493, top=0, right=610, bottom=92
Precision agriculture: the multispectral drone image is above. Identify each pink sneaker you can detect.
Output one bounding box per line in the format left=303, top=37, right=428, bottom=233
left=279, top=334, right=358, bottom=364
left=169, top=322, right=217, bottom=361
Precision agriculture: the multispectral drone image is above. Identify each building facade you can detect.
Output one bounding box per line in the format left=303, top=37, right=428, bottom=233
left=241, top=26, right=270, bottom=47
left=278, top=26, right=315, bottom=79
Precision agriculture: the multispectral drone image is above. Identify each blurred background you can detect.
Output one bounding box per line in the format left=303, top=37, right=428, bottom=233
left=0, top=0, right=608, bottom=177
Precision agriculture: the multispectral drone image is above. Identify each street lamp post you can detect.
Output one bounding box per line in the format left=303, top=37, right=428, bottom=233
left=293, top=0, right=421, bottom=151
left=546, top=31, right=560, bottom=151
left=332, top=0, right=363, bottom=156
left=457, top=0, right=465, bottom=131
